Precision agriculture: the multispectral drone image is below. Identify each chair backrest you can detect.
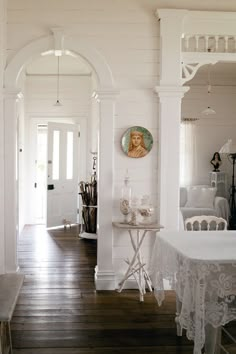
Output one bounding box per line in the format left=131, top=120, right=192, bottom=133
left=185, top=215, right=228, bottom=231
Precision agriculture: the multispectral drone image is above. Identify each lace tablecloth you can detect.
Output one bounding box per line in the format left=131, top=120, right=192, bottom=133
left=149, top=231, right=236, bottom=354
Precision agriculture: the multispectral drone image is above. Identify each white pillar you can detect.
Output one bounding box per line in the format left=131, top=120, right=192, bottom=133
left=3, top=89, right=23, bottom=273
left=157, top=9, right=188, bottom=85
left=94, top=89, right=118, bottom=290
left=155, top=86, right=189, bottom=230
left=0, top=0, right=7, bottom=274
left=156, top=9, right=189, bottom=230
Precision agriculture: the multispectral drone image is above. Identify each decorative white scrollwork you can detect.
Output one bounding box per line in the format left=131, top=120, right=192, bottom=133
left=181, top=62, right=201, bottom=84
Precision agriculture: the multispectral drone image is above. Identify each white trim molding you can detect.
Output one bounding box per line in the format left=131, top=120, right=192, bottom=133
left=5, top=34, right=114, bottom=90
left=95, top=266, right=116, bottom=290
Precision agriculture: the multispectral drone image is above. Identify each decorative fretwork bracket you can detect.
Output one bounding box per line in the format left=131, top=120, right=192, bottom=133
left=181, top=63, right=201, bottom=85
left=181, top=54, right=219, bottom=84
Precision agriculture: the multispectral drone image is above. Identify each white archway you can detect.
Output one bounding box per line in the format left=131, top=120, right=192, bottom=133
left=156, top=9, right=236, bottom=231
left=4, top=33, right=118, bottom=289
left=5, top=35, right=114, bottom=90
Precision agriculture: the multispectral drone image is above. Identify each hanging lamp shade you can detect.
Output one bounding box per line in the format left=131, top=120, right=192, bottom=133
left=54, top=99, right=62, bottom=107
left=201, top=65, right=216, bottom=115
left=201, top=105, right=216, bottom=115
left=54, top=56, right=62, bottom=106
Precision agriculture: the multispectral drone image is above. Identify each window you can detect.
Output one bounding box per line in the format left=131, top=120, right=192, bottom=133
left=180, top=119, right=197, bottom=186
left=66, top=131, right=73, bottom=179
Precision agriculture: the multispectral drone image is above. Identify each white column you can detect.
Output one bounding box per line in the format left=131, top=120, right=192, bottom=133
left=93, top=89, right=119, bottom=290
left=155, top=86, right=189, bottom=230
left=4, top=89, right=23, bottom=273
left=155, top=9, right=189, bottom=230
left=157, top=9, right=188, bottom=85
left=0, top=0, right=7, bottom=274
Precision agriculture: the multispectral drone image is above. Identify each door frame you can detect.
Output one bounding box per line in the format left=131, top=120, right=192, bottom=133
left=27, top=117, right=85, bottom=225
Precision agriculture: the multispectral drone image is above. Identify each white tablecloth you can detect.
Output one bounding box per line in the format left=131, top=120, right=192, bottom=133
left=149, top=231, right=236, bottom=354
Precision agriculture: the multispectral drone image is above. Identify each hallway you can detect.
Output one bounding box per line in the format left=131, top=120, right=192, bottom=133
left=10, top=225, right=234, bottom=353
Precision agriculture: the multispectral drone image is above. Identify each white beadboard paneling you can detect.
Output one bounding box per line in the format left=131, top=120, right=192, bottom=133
left=61, top=23, right=158, bottom=37
left=115, top=116, right=158, bottom=131
left=8, top=24, right=158, bottom=47
left=116, top=75, right=159, bottom=90
left=116, top=97, right=158, bottom=119
left=26, top=105, right=89, bottom=116
left=96, top=37, right=159, bottom=50
left=102, top=50, right=159, bottom=65
left=8, top=8, right=157, bottom=24
left=7, top=24, right=49, bottom=50
left=112, top=62, right=158, bottom=77
left=8, top=0, right=154, bottom=11
left=118, top=89, right=158, bottom=101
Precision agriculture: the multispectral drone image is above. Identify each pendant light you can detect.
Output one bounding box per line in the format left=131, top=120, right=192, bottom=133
left=54, top=56, right=62, bottom=107
left=201, top=64, right=216, bottom=115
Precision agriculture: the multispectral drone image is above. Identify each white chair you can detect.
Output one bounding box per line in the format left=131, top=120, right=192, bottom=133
left=180, top=186, right=230, bottom=223
left=185, top=215, right=228, bottom=231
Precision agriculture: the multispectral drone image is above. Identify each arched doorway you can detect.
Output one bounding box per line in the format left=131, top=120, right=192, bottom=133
left=4, top=32, right=118, bottom=290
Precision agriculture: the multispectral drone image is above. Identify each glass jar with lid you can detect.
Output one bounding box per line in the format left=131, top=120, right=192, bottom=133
left=138, top=195, right=154, bottom=224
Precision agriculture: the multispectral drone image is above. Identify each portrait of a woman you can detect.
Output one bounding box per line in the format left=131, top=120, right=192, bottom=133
left=128, top=130, right=148, bottom=158
left=121, top=126, right=153, bottom=158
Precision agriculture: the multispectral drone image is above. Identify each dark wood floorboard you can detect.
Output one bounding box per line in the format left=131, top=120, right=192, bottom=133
left=11, top=225, right=236, bottom=354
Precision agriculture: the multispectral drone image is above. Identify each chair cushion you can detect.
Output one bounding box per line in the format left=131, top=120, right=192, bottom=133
left=181, top=207, right=216, bottom=221
left=185, top=186, right=217, bottom=209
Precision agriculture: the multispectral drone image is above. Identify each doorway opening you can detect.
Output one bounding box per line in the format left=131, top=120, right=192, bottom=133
left=32, top=121, right=81, bottom=229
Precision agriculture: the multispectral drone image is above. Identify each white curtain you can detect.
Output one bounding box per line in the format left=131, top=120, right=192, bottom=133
left=180, top=120, right=197, bottom=186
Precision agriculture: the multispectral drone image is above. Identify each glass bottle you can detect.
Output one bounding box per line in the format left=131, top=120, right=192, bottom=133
left=138, top=195, right=154, bottom=224
left=120, top=170, right=132, bottom=223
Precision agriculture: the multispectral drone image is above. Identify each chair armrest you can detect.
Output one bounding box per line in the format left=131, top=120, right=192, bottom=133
left=214, top=197, right=230, bottom=221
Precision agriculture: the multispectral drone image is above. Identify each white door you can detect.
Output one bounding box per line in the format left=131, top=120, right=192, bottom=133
left=47, top=122, right=78, bottom=228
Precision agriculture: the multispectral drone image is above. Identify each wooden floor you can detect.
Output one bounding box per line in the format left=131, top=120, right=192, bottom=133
left=11, top=225, right=236, bottom=354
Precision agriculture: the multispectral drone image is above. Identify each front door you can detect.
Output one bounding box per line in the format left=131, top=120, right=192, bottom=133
left=47, top=122, right=78, bottom=228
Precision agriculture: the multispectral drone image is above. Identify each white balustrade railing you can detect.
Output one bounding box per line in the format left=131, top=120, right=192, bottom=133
left=182, top=34, right=236, bottom=53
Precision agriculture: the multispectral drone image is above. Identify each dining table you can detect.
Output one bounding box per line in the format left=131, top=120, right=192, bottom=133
left=149, top=230, right=236, bottom=354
